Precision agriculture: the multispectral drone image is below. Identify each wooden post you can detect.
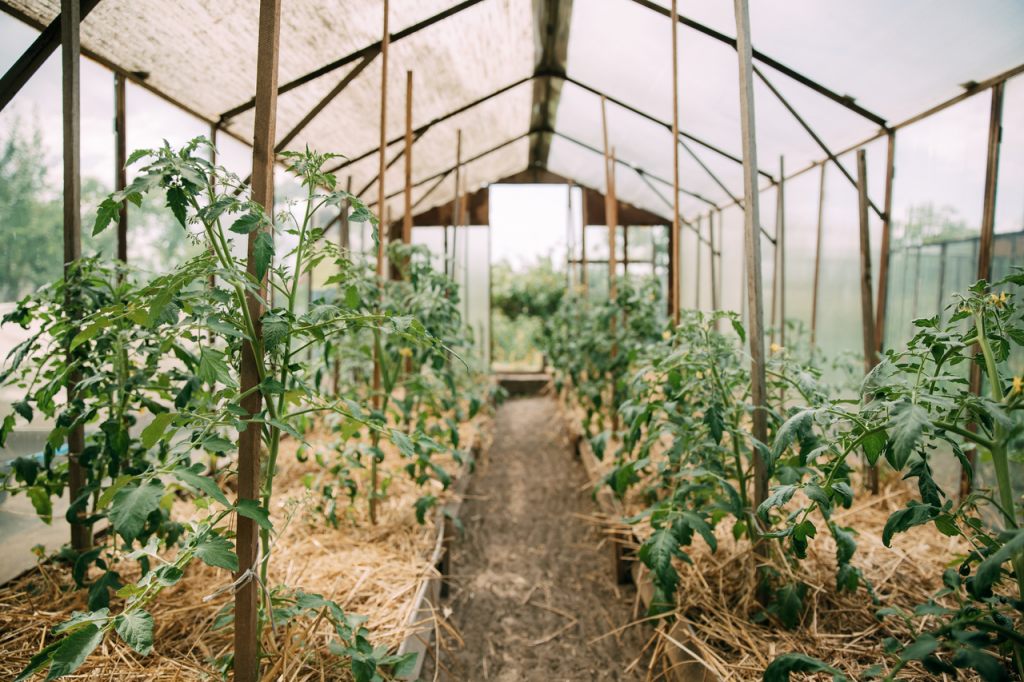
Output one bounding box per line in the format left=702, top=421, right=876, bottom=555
left=600, top=96, right=616, bottom=301
left=857, top=149, right=880, bottom=495
left=694, top=214, right=702, bottom=308
left=732, top=0, right=769, bottom=525
left=402, top=70, right=413, bottom=245
left=581, top=187, right=589, bottom=295
left=62, top=0, right=89, bottom=552
left=810, top=162, right=826, bottom=347
left=777, top=157, right=785, bottom=348
left=370, top=0, right=390, bottom=525
left=114, top=72, right=127, bottom=264
left=208, top=122, right=218, bottom=290
left=962, top=81, right=1005, bottom=499
left=450, top=129, right=462, bottom=280
left=623, top=224, right=630, bottom=277
left=669, top=0, right=681, bottom=325
left=235, top=1, right=281, bottom=680
left=874, top=131, right=895, bottom=351
left=333, top=177, right=352, bottom=394
left=709, top=209, right=720, bottom=315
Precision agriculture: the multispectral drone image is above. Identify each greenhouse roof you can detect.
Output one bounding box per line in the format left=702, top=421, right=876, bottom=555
left=2, top=0, right=1023, bottom=224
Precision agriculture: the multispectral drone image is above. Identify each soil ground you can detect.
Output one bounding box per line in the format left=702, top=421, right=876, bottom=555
left=426, top=395, right=650, bottom=681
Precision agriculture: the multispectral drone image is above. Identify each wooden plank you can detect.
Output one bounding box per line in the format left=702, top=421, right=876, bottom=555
left=62, top=0, right=89, bottom=552
left=732, top=0, right=769, bottom=520
left=874, top=132, right=896, bottom=351
left=856, top=149, right=880, bottom=495
left=669, top=0, right=681, bottom=324
left=235, top=1, right=281, bottom=680
left=963, top=82, right=1005, bottom=499
left=810, top=162, right=826, bottom=347
left=114, top=71, right=127, bottom=263
left=0, top=0, right=100, bottom=112
left=402, top=70, right=413, bottom=244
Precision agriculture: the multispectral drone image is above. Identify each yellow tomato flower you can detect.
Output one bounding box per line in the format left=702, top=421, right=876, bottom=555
left=770, top=342, right=783, bottom=354
left=696, top=370, right=704, bottom=380
left=398, top=347, right=413, bottom=358
left=662, top=330, right=672, bottom=341
left=1013, top=375, right=1022, bottom=396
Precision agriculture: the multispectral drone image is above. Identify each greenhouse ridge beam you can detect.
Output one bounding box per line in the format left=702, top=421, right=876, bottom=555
left=630, top=0, right=887, bottom=128
left=0, top=0, right=99, bottom=112
left=528, top=0, right=573, bottom=168
left=218, top=0, right=486, bottom=122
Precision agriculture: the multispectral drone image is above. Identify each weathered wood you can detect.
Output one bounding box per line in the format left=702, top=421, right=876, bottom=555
left=709, top=209, right=719, bottom=314
left=963, top=81, right=1005, bottom=500
left=600, top=97, right=617, bottom=301
left=694, top=215, right=702, bottom=309
left=874, top=132, right=896, bottom=351
left=235, top=0, right=280, bottom=679
left=732, top=0, right=769, bottom=521
left=581, top=183, right=589, bottom=293
left=62, top=0, right=89, bottom=552
left=810, top=162, right=826, bottom=347
left=114, top=72, right=127, bottom=263
left=856, top=149, right=880, bottom=495
left=669, top=0, right=681, bottom=324
left=777, top=157, right=785, bottom=348
left=402, top=70, right=413, bottom=244
left=451, top=129, right=462, bottom=280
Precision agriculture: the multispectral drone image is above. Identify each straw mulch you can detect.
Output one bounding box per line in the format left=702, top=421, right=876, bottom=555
left=0, top=416, right=491, bottom=681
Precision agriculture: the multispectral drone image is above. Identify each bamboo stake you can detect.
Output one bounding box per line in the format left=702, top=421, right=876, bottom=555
left=669, top=0, right=681, bottom=324
left=62, top=0, right=89, bottom=553
left=810, top=162, right=826, bottom=347
left=732, top=0, right=769, bottom=533
left=402, top=70, right=413, bottom=245
left=114, top=72, right=127, bottom=263
left=370, top=0, right=389, bottom=526
left=856, top=149, right=879, bottom=495
left=236, top=1, right=280, bottom=679
left=334, top=176, right=352, bottom=394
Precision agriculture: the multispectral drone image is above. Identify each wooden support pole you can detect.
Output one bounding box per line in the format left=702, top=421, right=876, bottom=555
left=452, top=129, right=463, bottom=281
left=402, top=70, right=414, bottom=244
left=777, top=157, right=785, bottom=348
left=608, top=148, right=618, bottom=301
left=62, top=0, right=89, bottom=553
left=333, top=177, right=352, bottom=395
left=669, top=0, right=681, bottom=324
left=600, top=96, right=616, bottom=301
left=370, top=0, right=389, bottom=526
left=208, top=123, right=218, bottom=289
left=581, top=186, right=589, bottom=295
left=694, top=214, right=702, bottom=309
left=709, top=209, right=720, bottom=314
left=856, top=149, right=879, bottom=495
left=962, top=81, right=1005, bottom=500
left=810, top=162, right=826, bottom=347
left=732, top=0, right=769, bottom=524
left=114, top=72, right=127, bottom=264
left=235, top=1, right=281, bottom=680
left=874, top=132, right=895, bottom=352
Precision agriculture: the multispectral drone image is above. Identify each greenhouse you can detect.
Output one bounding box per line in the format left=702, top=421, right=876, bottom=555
left=0, top=0, right=1022, bottom=679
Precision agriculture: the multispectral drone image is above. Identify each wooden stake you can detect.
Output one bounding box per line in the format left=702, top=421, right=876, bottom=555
left=450, top=129, right=462, bottom=279
left=600, top=96, right=616, bottom=301
left=402, top=70, right=413, bottom=245
left=709, top=209, right=720, bottom=315
left=235, top=1, right=280, bottom=679
left=777, top=157, right=785, bottom=348
left=732, top=0, right=769, bottom=524
left=810, top=162, right=826, bottom=347
left=694, top=214, right=702, bottom=309
left=114, top=72, right=127, bottom=264
left=963, top=81, right=1005, bottom=500
left=874, top=132, right=895, bottom=351
left=62, top=0, right=89, bottom=553
left=856, top=149, right=879, bottom=495
left=581, top=187, right=589, bottom=295
left=669, top=0, right=681, bottom=324
left=370, top=0, right=390, bottom=526
left=609, top=147, right=618, bottom=301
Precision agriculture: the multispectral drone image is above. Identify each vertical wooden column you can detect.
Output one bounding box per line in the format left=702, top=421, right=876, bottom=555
left=333, top=177, right=352, bottom=394
left=962, top=81, right=1005, bottom=499
left=235, top=1, right=281, bottom=680
left=874, top=131, right=895, bottom=351
left=600, top=96, right=616, bottom=302
left=856, top=149, right=880, bottom=495
left=810, top=162, right=826, bottom=347
left=114, top=72, right=127, bottom=264
left=208, top=123, right=218, bottom=289
left=694, top=215, right=702, bottom=308
left=370, top=0, right=390, bottom=525
left=709, top=210, right=719, bottom=314
left=732, top=0, right=769, bottom=518
left=450, top=129, right=462, bottom=280
left=580, top=187, right=589, bottom=295
left=402, top=70, right=414, bottom=245
left=777, top=157, right=785, bottom=348
left=62, top=0, right=88, bottom=552
left=669, top=0, right=681, bottom=324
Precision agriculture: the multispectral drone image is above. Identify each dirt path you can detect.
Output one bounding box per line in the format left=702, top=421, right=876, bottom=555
left=430, top=395, right=650, bottom=681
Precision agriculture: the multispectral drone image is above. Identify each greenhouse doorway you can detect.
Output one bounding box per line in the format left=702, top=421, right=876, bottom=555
left=489, top=184, right=576, bottom=373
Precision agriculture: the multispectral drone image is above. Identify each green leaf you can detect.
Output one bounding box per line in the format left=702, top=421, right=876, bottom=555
left=114, top=609, right=154, bottom=656
left=140, top=412, right=175, bottom=449
left=860, top=428, right=887, bottom=466
left=235, top=499, right=273, bottom=531
left=93, top=197, right=121, bottom=236
left=254, top=231, right=274, bottom=281
left=87, top=570, right=122, bottom=610
left=27, top=486, right=53, bottom=524
left=888, top=403, right=929, bottom=470
left=193, top=534, right=238, bottom=571
left=172, top=466, right=230, bottom=507
left=108, top=481, right=164, bottom=543
left=900, top=635, right=938, bottom=661
left=390, top=652, right=419, bottom=677
left=881, top=502, right=935, bottom=547
left=771, top=582, right=806, bottom=629
left=772, top=409, right=815, bottom=462
left=261, top=313, right=289, bottom=350
left=228, top=212, right=264, bottom=234
left=198, top=348, right=233, bottom=387
left=638, top=527, right=688, bottom=597
left=757, top=484, right=797, bottom=519
left=45, top=623, right=104, bottom=680
left=414, top=495, right=437, bottom=525
left=971, top=528, right=1024, bottom=598
left=13, top=399, right=33, bottom=421
left=703, top=403, right=724, bottom=445
left=763, top=653, right=846, bottom=682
